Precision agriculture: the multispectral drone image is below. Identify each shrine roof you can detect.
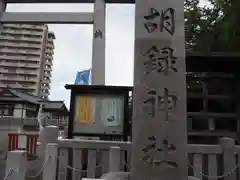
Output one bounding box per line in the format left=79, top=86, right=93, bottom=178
left=0, top=88, right=68, bottom=112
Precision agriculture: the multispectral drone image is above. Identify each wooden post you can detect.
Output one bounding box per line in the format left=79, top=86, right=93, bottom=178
left=131, top=0, right=188, bottom=180
left=5, top=150, right=27, bottom=180
left=109, top=146, right=121, bottom=172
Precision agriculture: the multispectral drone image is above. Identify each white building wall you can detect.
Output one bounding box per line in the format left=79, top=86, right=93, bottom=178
left=13, top=104, right=26, bottom=118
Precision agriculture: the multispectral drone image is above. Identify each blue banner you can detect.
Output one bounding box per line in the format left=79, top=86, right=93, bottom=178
left=74, top=69, right=91, bottom=85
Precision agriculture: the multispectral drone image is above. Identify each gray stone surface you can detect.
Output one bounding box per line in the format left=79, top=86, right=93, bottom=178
left=92, top=0, right=106, bottom=85
left=5, top=150, right=27, bottom=180
left=38, top=126, right=59, bottom=157
left=131, top=0, right=188, bottom=180
left=101, top=172, right=199, bottom=180
left=101, top=172, right=129, bottom=180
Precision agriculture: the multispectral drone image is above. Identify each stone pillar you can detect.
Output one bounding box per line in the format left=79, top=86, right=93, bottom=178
left=109, top=146, right=121, bottom=172
left=131, top=0, right=188, bottom=180
left=220, top=137, right=236, bottom=180
left=5, top=150, right=27, bottom=180
left=38, top=125, right=59, bottom=158
left=42, top=143, right=58, bottom=180
left=92, top=0, right=106, bottom=85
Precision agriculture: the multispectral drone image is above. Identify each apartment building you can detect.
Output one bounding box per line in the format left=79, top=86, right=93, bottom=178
left=0, top=23, right=55, bottom=99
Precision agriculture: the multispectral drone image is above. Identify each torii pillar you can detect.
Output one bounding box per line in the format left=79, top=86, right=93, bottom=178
left=92, top=0, right=106, bottom=85
left=131, top=0, right=188, bottom=180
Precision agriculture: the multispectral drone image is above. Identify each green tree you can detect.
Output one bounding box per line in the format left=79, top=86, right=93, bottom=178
left=185, top=0, right=240, bottom=52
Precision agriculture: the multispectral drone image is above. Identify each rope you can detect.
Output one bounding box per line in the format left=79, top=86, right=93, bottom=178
left=65, top=163, right=103, bottom=173
left=124, top=155, right=240, bottom=179
left=26, top=157, right=50, bottom=178
left=123, top=162, right=130, bottom=171
left=188, top=162, right=240, bottom=179
left=3, top=169, right=14, bottom=180
left=187, top=138, right=240, bottom=179
left=55, top=155, right=103, bottom=174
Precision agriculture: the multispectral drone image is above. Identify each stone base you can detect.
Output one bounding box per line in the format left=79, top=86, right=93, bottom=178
left=101, top=172, right=129, bottom=180
left=101, top=172, right=200, bottom=180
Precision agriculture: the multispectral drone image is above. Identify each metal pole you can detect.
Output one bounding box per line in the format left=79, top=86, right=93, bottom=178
left=131, top=0, right=188, bottom=180
left=91, top=0, right=106, bottom=85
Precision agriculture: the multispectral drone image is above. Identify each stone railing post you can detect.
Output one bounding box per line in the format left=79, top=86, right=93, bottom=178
left=109, top=146, right=121, bottom=172
left=5, top=150, right=27, bottom=180
left=219, top=137, right=236, bottom=180
left=42, top=143, right=58, bottom=180
left=38, top=125, right=59, bottom=158
left=63, top=126, right=68, bottom=138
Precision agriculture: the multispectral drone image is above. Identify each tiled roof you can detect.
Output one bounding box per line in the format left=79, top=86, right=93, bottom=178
left=39, top=100, right=66, bottom=110
left=0, top=88, right=68, bottom=112
left=8, top=88, right=43, bottom=104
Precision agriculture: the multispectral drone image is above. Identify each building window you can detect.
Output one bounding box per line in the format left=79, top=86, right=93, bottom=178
left=0, top=104, right=14, bottom=116
left=26, top=110, right=36, bottom=118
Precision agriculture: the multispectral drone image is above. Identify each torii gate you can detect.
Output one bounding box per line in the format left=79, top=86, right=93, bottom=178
left=0, top=1, right=187, bottom=180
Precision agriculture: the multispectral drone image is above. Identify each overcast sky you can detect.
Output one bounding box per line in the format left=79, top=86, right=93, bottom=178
left=6, top=3, right=134, bottom=107
left=6, top=1, right=207, bottom=107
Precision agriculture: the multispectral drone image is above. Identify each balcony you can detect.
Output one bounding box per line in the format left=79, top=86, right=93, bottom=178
left=0, top=48, right=41, bottom=56
left=3, top=24, right=44, bottom=30
left=43, top=70, right=52, bottom=77
left=0, top=35, right=42, bottom=43
left=0, top=61, right=20, bottom=68
left=47, top=37, right=54, bottom=42
left=0, top=55, right=40, bottom=62
left=13, top=84, right=37, bottom=90
left=4, top=29, right=43, bottom=36
left=45, top=49, right=54, bottom=55
left=0, top=83, right=7, bottom=88
left=0, top=68, right=39, bottom=76
left=0, top=83, right=36, bottom=90
left=0, top=61, right=40, bottom=69
left=44, top=65, right=52, bottom=71
left=45, top=55, right=53, bottom=60
left=0, top=42, right=42, bottom=49
left=40, top=92, right=50, bottom=98
left=45, top=60, right=52, bottom=66
left=46, top=43, right=55, bottom=49
left=20, top=70, right=39, bottom=76
left=41, top=89, right=50, bottom=96
left=0, top=75, right=37, bottom=83
left=41, top=85, right=50, bottom=91
left=25, top=63, right=40, bottom=69
left=41, top=78, right=51, bottom=84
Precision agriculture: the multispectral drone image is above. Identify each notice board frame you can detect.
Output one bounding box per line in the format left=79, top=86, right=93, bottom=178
left=65, top=84, right=132, bottom=140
